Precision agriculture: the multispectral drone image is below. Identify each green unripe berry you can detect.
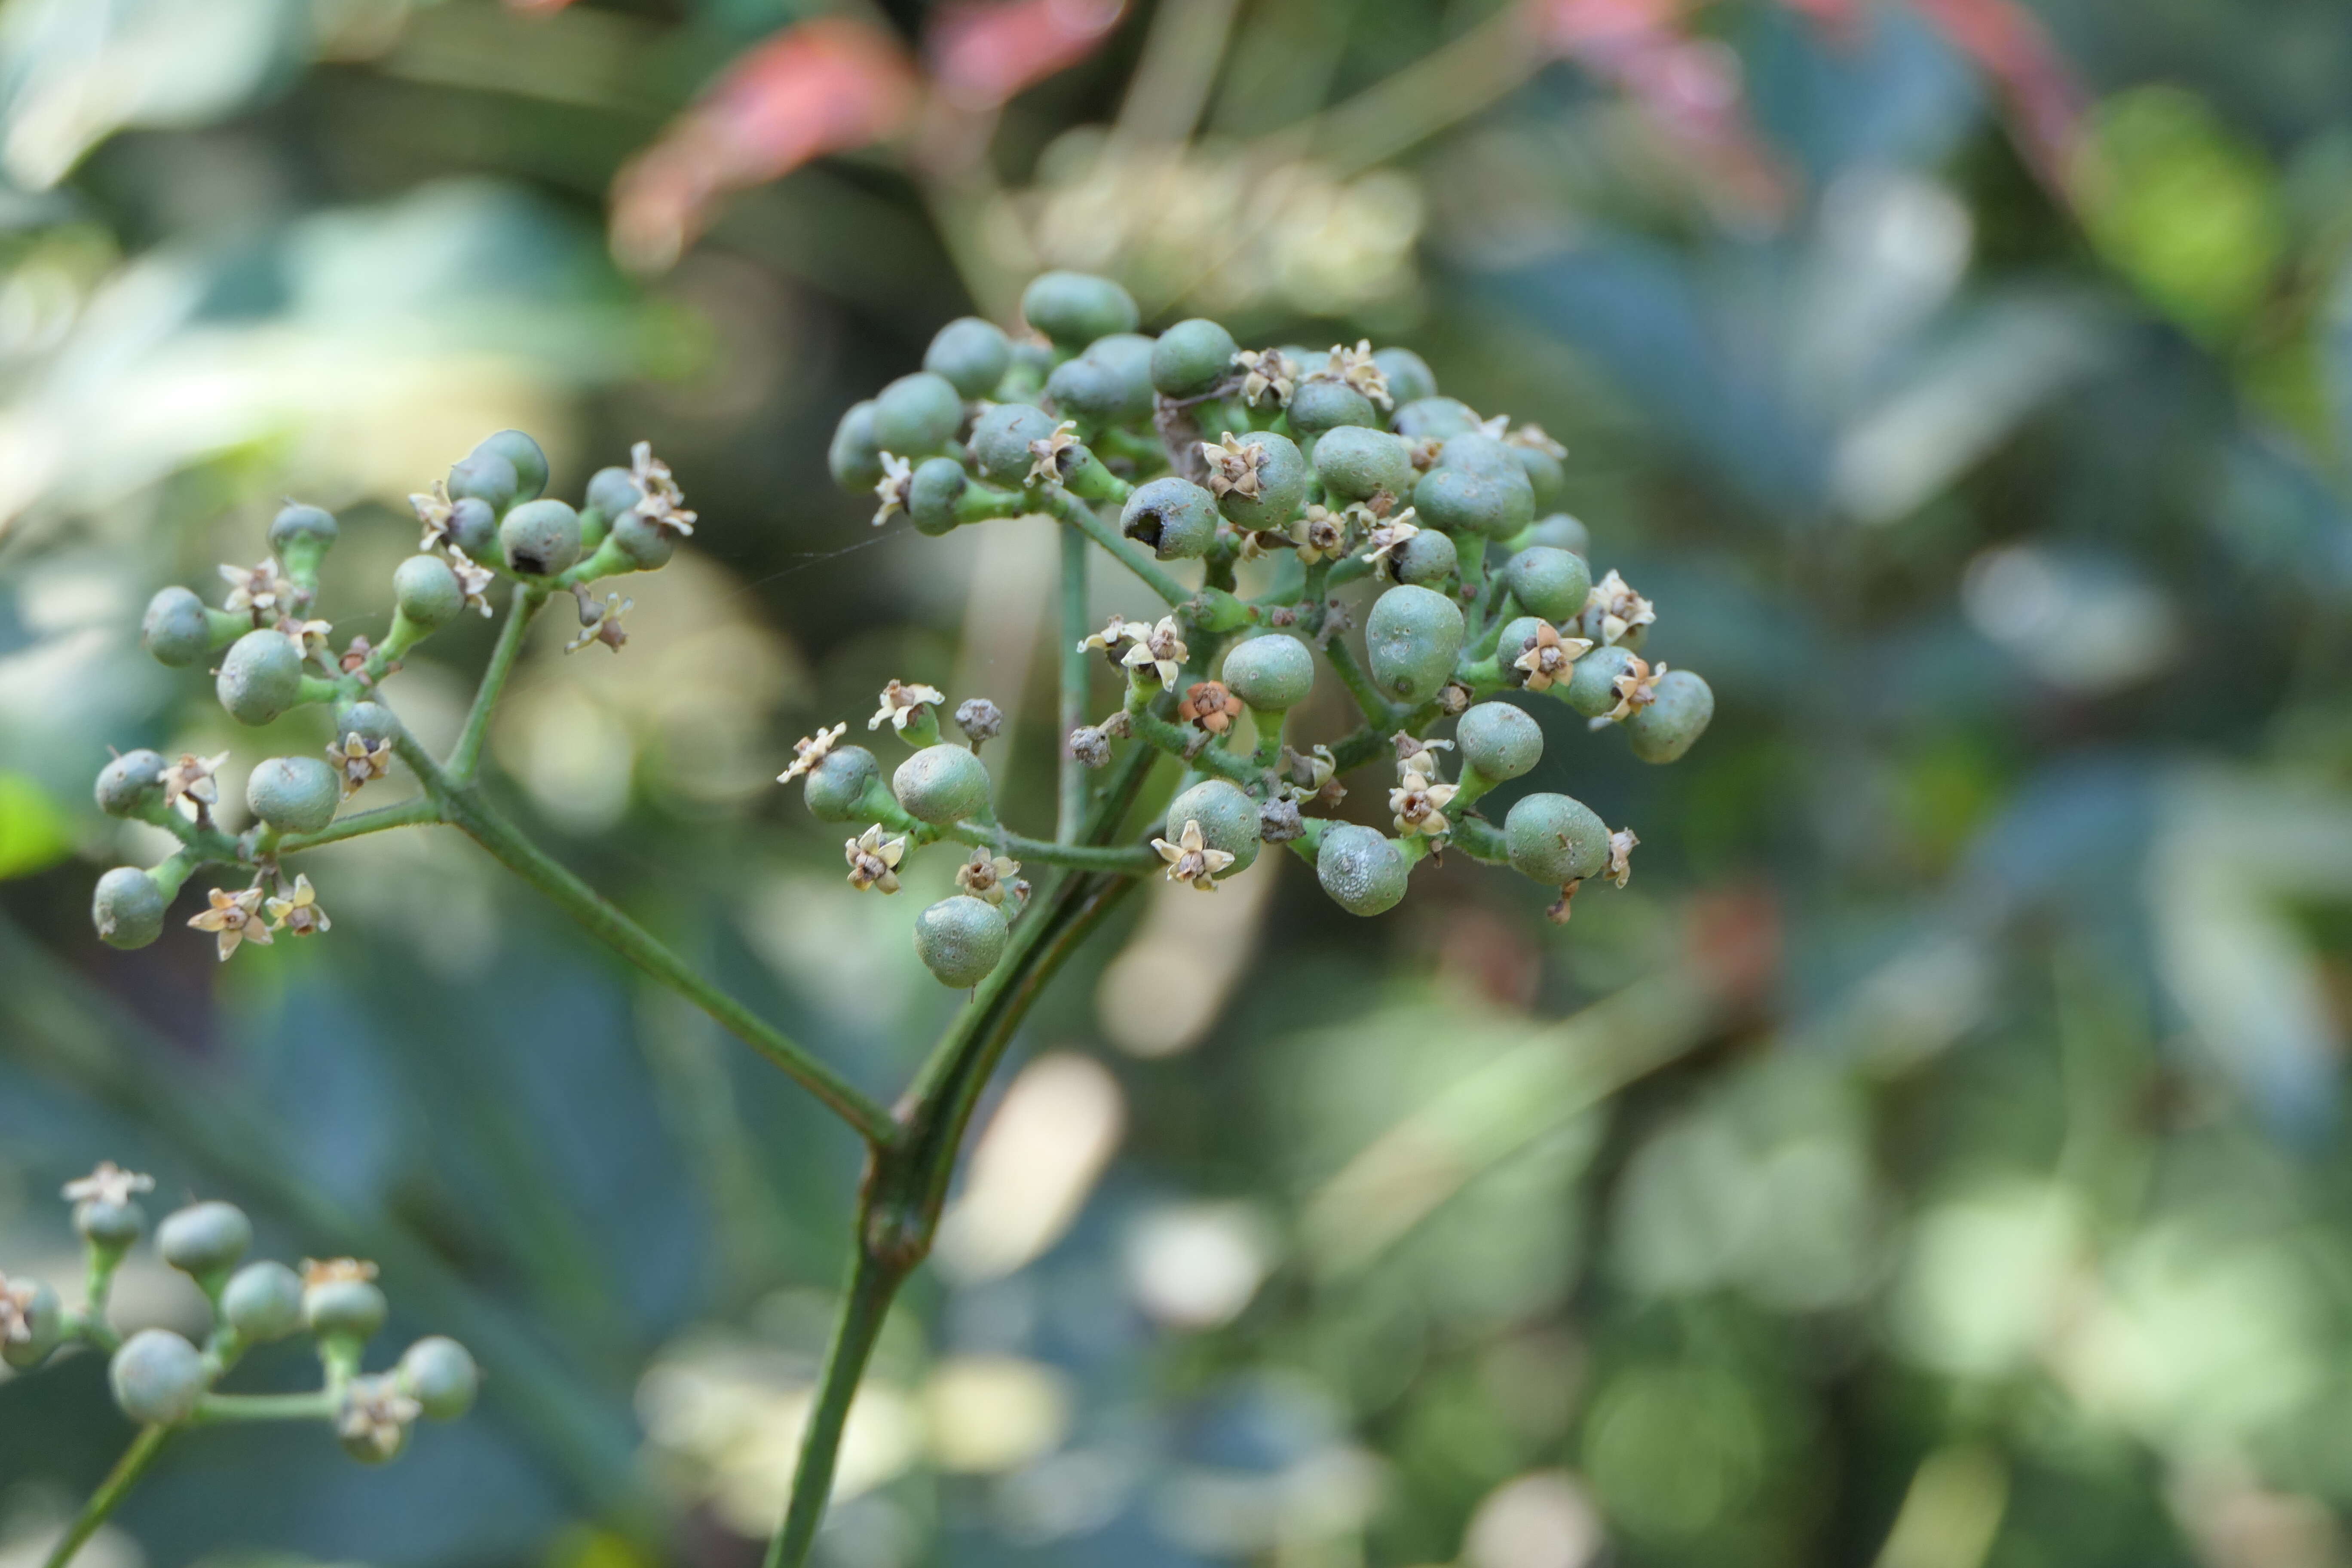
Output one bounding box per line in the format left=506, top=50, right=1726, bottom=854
left=1164, top=779, right=1259, bottom=878
left=110, top=1329, right=207, bottom=1426
left=1456, top=701, right=1544, bottom=782
left=245, top=755, right=340, bottom=835
left=392, top=555, right=464, bottom=631
left=0, top=1278, right=61, bottom=1370
left=1048, top=352, right=1151, bottom=430
left=1392, top=397, right=1481, bottom=441
left=221, top=1261, right=304, bottom=1342
left=970, top=402, right=1059, bottom=487
left=1415, top=435, right=1535, bottom=540
left=925, top=317, right=1014, bottom=399
left=1312, top=425, right=1413, bottom=504
left=1152, top=318, right=1238, bottom=396
left=305, top=1276, right=389, bottom=1343
left=399, top=1336, right=480, bottom=1420
left=1317, top=824, right=1409, bottom=916
left=1513, top=444, right=1565, bottom=507
left=609, top=509, right=675, bottom=569
left=1087, top=332, right=1155, bottom=389
left=216, top=630, right=305, bottom=726
left=1373, top=347, right=1437, bottom=406
left=1288, top=378, right=1377, bottom=435
left=909, top=457, right=970, bottom=537
left=157, top=1200, right=252, bottom=1278
left=74, top=1191, right=146, bottom=1250
left=1021, top=270, right=1139, bottom=348
left=914, top=895, right=1010, bottom=988
left=586, top=466, right=642, bottom=521
left=830, top=400, right=887, bottom=493
left=1625, top=670, right=1713, bottom=763
left=267, top=503, right=338, bottom=560
left=1524, top=513, right=1591, bottom=556
left=474, top=430, right=549, bottom=503
left=1438, top=432, right=1523, bottom=483
left=1387, top=527, right=1458, bottom=588
left=1564, top=645, right=1644, bottom=719
left=873, top=372, right=966, bottom=459
left=892, top=744, right=991, bottom=824
left=500, top=498, right=582, bottom=577
left=338, top=701, right=399, bottom=751
left=1505, top=793, right=1610, bottom=885
left=447, top=450, right=519, bottom=514
left=95, top=750, right=167, bottom=818
left=1121, top=477, right=1221, bottom=560
left=444, top=496, right=500, bottom=559
left=92, top=867, right=168, bottom=950
left=1212, top=431, right=1308, bottom=532
left=1219, top=635, right=1315, bottom=710
left=142, top=585, right=214, bottom=667
left=1364, top=584, right=1465, bottom=703
left=802, top=745, right=880, bottom=822
left=1497, top=616, right=1544, bottom=682
left=1504, top=546, right=1592, bottom=621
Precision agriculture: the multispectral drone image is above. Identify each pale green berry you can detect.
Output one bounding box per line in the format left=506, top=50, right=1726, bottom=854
left=1456, top=701, right=1544, bottom=781
left=1213, top=431, right=1308, bottom=532
left=1373, top=347, right=1436, bottom=405
left=925, top=317, right=1012, bottom=399
left=221, top=1261, right=304, bottom=1342
left=1152, top=317, right=1238, bottom=396
left=1513, top=444, right=1565, bottom=508
left=1391, top=396, right=1481, bottom=441
left=1387, top=528, right=1458, bottom=588
left=157, top=1200, right=252, bottom=1278
left=1021, top=270, right=1139, bottom=348
left=1317, top=824, right=1409, bottom=916
left=92, top=867, right=168, bottom=950
left=909, top=457, right=971, bottom=537
left=142, top=585, right=213, bottom=667
left=1121, top=477, right=1220, bottom=559
left=0, top=1278, right=61, bottom=1370
left=245, top=755, right=340, bottom=834
left=970, top=402, right=1059, bottom=487
left=110, top=1329, right=207, bottom=1425
left=443, top=496, right=499, bottom=559
left=873, top=371, right=965, bottom=456
left=1505, top=793, right=1609, bottom=885
left=217, top=629, right=304, bottom=726
left=1219, top=634, right=1315, bottom=710
left=1504, top=546, right=1592, bottom=621
left=893, top=744, right=991, bottom=824
left=1165, top=779, right=1259, bottom=877
left=1364, top=584, right=1465, bottom=703
left=586, top=466, right=643, bottom=521
left=1288, top=378, right=1376, bottom=435
left=1048, top=350, right=1151, bottom=430
left=500, top=498, right=582, bottom=577
left=914, top=895, right=1010, bottom=988
left=830, top=400, right=886, bottom=492
left=1625, top=670, right=1713, bottom=763
left=1415, top=434, right=1535, bottom=540
left=95, top=750, right=167, bottom=818
left=1524, top=513, right=1591, bottom=556
left=474, top=430, right=549, bottom=503
left=447, top=450, right=518, bottom=514
left=609, top=509, right=675, bottom=569
left=338, top=701, right=399, bottom=750
left=1497, top=616, right=1544, bottom=684
left=398, top=1336, right=480, bottom=1420
left=803, top=745, right=880, bottom=822
left=392, top=555, right=464, bottom=630
left=267, top=503, right=338, bottom=560
left=1312, top=425, right=1412, bottom=503
left=74, top=1192, right=146, bottom=1250
left=305, top=1276, right=388, bottom=1342
left=1564, top=645, right=1644, bottom=719
left=1085, top=332, right=1156, bottom=396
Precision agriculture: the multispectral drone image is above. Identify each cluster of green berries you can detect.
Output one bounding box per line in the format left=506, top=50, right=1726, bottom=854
left=2, top=1162, right=475, bottom=1464
left=92, top=432, right=698, bottom=959
left=797, top=270, right=1714, bottom=978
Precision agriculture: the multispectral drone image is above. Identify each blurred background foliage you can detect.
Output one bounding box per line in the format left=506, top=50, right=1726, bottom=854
left=3, top=0, right=2352, bottom=1565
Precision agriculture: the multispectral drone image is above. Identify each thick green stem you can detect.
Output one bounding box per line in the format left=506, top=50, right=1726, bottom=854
left=279, top=796, right=441, bottom=854
left=760, top=1242, right=907, bottom=1568
left=1059, top=524, right=1090, bottom=842
left=943, top=822, right=1158, bottom=873
left=1323, top=639, right=1398, bottom=729
left=1043, top=489, right=1190, bottom=606
left=448, top=588, right=545, bottom=784
left=43, top=1427, right=169, bottom=1568
left=194, top=1390, right=338, bottom=1424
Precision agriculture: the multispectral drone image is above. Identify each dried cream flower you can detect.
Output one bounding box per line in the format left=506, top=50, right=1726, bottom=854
left=338, top=1374, right=422, bottom=1462
left=189, top=886, right=273, bottom=961
left=872, top=452, right=913, bottom=528
left=1320, top=340, right=1391, bottom=409
left=281, top=617, right=335, bottom=662
left=1292, top=505, right=1348, bottom=564
left=1121, top=616, right=1188, bottom=691
left=1602, top=655, right=1663, bottom=724
left=1152, top=818, right=1234, bottom=891
left=1389, top=771, right=1460, bottom=837
left=446, top=548, right=496, bottom=617
left=1078, top=616, right=1153, bottom=655
left=955, top=850, right=1022, bottom=906
left=1513, top=621, right=1593, bottom=692
left=264, top=874, right=330, bottom=937
left=1507, top=423, right=1568, bottom=459
left=1201, top=438, right=1267, bottom=500
left=1028, top=420, right=1082, bottom=485
left=845, top=824, right=908, bottom=893
left=779, top=723, right=848, bottom=785
left=329, top=733, right=392, bottom=796
left=1583, top=570, right=1655, bottom=646
left=629, top=441, right=697, bottom=536
left=62, top=1162, right=153, bottom=1207
left=1607, top=828, right=1638, bottom=888
left=1363, top=512, right=1421, bottom=570
left=869, top=680, right=946, bottom=733
left=409, top=481, right=457, bottom=551
left=564, top=588, right=632, bottom=654
left=303, top=1258, right=378, bottom=1287
left=161, top=751, right=230, bottom=817
left=1392, top=730, right=1454, bottom=780
left=1177, top=680, right=1244, bottom=735
left=220, top=559, right=294, bottom=621
left=1231, top=347, right=1299, bottom=407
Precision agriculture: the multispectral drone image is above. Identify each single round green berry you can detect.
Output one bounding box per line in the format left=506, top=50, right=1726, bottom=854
left=1388, top=527, right=1458, bottom=588
left=500, top=498, right=582, bottom=577
left=217, top=629, right=305, bottom=726
left=970, top=402, right=1059, bottom=487
left=393, top=555, right=464, bottom=630
left=1456, top=701, right=1544, bottom=782
left=92, top=867, right=168, bottom=950
left=1438, top=431, right=1523, bottom=483
left=1513, top=444, right=1565, bottom=508
left=893, top=744, right=991, bottom=824
left=267, top=503, right=338, bottom=559
left=95, top=750, right=167, bottom=818
left=157, top=1200, right=252, bottom=1278
left=1048, top=352, right=1151, bottom=430
left=0, top=1278, right=61, bottom=1370
left=142, top=586, right=213, bottom=667
left=1625, top=669, right=1713, bottom=763
left=1392, top=397, right=1481, bottom=441
left=925, top=317, right=1014, bottom=399
left=1373, top=347, right=1437, bottom=406
left=609, top=509, right=675, bottom=570
left=1219, top=635, right=1315, bottom=710
left=110, top=1329, right=207, bottom=1425
left=1317, top=824, right=1409, bottom=916
left=1087, top=332, right=1155, bottom=392
left=830, top=400, right=886, bottom=493
left=802, top=745, right=880, bottom=822
left=586, top=466, right=642, bottom=521
left=1312, top=424, right=1413, bottom=503
left=1121, top=477, right=1221, bottom=560
left=447, top=450, right=519, bottom=514
left=1021, top=270, right=1139, bottom=349
left=245, top=755, right=340, bottom=835
left=74, top=1192, right=146, bottom=1250
left=909, top=457, right=970, bottom=537
left=1364, top=584, right=1465, bottom=702
left=1504, top=546, right=1592, bottom=622
left=873, top=372, right=966, bottom=459
left=1564, top=645, right=1644, bottom=719
left=1288, top=378, right=1377, bottom=436
left=474, top=430, right=549, bottom=503
left=305, top=1275, right=389, bottom=1343
left=399, top=1336, right=480, bottom=1420
left=338, top=701, right=398, bottom=750
left=914, top=895, right=1010, bottom=988
left=1152, top=318, right=1239, bottom=397
left=221, top=1261, right=304, bottom=1342
left=1415, top=435, right=1535, bottom=540
left=1213, top=431, right=1308, bottom=532
left=1524, top=513, right=1591, bottom=556
left=1165, top=779, right=1260, bottom=877
left=1505, top=793, right=1609, bottom=885
left=444, top=496, right=499, bottom=559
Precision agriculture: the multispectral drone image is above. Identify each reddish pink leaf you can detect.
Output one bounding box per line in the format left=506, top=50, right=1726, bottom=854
left=925, top=0, right=1127, bottom=113
left=1905, top=0, right=2085, bottom=200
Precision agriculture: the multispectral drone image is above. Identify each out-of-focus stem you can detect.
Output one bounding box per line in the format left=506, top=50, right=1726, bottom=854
left=1059, top=525, right=1091, bottom=841
left=447, top=587, right=545, bottom=784
left=42, top=1427, right=169, bottom=1568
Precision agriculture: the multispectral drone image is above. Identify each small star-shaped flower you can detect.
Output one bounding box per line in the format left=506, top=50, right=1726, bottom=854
left=340, top=634, right=376, bottom=676
left=264, top=874, right=330, bottom=936
left=779, top=722, right=848, bottom=785
left=955, top=849, right=1023, bottom=906
left=1177, top=680, right=1244, bottom=735
left=1292, top=505, right=1348, bottom=564
left=1201, top=438, right=1266, bottom=500
left=845, top=824, right=907, bottom=893
left=338, top=1374, right=423, bottom=1462
left=564, top=587, right=632, bottom=654
left=189, top=886, right=273, bottom=961
left=160, top=751, right=230, bottom=818
left=220, top=559, right=295, bottom=621
left=1507, top=423, right=1568, bottom=459
left=1121, top=616, right=1188, bottom=691
left=1078, top=616, right=1152, bottom=655
left=1318, top=340, right=1391, bottom=409
left=629, top=441, right=697, bottom=536
left=869, top=679, right=946, bottom=733
left=62, top=1162, right=153, bottom=1208
left=1152, top=818, right=1234, bottom=891
left=1280, top=743, right=1343, bottom=807
left=329, top=732, right=393, bottom=795
left=1513, top=621, right=1593, bottom=692
left=1392, top=730, right=1453, bottom=780
left=447, top=548, right=496, bottom=617
left=1607, top=828, right=1638, bottom=888
left=1363, top=512, right=1421, bottom=570
left=0, top=1272, right=36, bottom=1346
left=1583, top=570, right=1655, bottom=646
left=872, top=452, right=913, bottom=528
left=280, top=616, right=334, bottom=662
left=1602, top=655, right=1664, bottom=724
left=1231, top=348, right=1299, bottom=407
left=1027, top=420, right=1083, bottom=485
left=303, top=1258, right=378, bottom=1287
left=1477, top=412, right=1512, bottom=440
left=1389, top=771, right=1460, bottom=837
left=409, top=481, right=457, bottom=551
